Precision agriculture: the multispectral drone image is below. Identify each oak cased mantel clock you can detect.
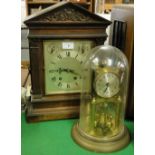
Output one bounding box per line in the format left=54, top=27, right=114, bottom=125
left=24, top=1, right=111, bottom=122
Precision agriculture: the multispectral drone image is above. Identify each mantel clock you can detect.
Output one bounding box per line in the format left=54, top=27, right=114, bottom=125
left=24, top=1, right=111, bottom=122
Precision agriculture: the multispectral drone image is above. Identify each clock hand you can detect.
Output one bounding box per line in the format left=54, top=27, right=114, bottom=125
left=104, top=83, right=109, bottom=93
left=49, top=68, right=80, bottom=76
left=68, top=69, right=79, bottom=76
left=58, top=68, right=80, bottom=76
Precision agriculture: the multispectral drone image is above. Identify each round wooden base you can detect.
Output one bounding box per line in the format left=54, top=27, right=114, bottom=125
left=72, top=123, right=130, bottom=153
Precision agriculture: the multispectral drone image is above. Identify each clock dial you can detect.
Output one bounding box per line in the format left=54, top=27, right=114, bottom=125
left=44, top=40, right=94, bottom=95
left=95, top=72, right=120, bottom=98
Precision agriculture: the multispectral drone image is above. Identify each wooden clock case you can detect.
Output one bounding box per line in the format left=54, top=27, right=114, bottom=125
left=24, top=1, right=111, bottom=122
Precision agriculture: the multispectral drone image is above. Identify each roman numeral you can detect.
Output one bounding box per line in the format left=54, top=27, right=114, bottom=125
left=67, top=84, right=70, bottom=88
left=66, top=51, right=70, bottom=57
left=81, top=47, right=85, bottom=54
left=59, top=77, right=62, bottom=81
left=49, top=46, right=55, bottom=54
left=57, top=54, right=62, bottom=59
left=58, top=82, right=62, bottom=87
left=74, top=76, right=77, bottom=80
left=50, top=48, right=54, bottom=54
left=75, top=54, right=78, bottom=59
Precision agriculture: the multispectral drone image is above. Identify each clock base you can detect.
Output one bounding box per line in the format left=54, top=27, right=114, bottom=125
left=26, top=100, right=79, bottom=123
left=72, top=123, right=130, bottom=153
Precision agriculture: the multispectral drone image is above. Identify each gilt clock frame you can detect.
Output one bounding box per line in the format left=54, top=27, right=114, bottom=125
left=24, top=1, right=111, bottom=122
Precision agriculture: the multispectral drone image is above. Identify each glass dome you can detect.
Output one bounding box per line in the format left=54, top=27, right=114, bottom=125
left=72, top=45, right=130, bottom=152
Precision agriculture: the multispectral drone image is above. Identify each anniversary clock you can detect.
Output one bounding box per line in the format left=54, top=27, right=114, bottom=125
left=72, top=45, right=130, bottom=152
left=24, top=1, right=111, bottom=122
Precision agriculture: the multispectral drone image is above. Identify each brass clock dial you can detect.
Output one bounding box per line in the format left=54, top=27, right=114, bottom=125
left=95, top=72, right=120, bottom=98
left=44, top=40, right=94, bottom=95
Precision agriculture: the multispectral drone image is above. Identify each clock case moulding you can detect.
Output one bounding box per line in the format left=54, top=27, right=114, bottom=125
left=24, top=1, right=111, bottom=122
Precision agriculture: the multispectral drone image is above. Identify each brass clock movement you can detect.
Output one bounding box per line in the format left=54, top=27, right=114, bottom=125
left=24, top=1, right=111, bottom=122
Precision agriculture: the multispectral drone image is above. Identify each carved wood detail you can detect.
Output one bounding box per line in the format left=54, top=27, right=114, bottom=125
left=32, top=7, right=98, bottom=23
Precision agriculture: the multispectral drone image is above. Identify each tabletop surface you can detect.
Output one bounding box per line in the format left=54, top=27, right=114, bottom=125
left=21, top=113, right=134, bottom=155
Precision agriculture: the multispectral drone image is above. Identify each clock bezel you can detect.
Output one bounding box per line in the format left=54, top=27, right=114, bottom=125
left=94, top=72, right=120, bottom=98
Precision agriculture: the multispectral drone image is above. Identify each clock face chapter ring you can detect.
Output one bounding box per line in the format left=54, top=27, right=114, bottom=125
left=46, top=57, right=83, bottom=94
left=94, top=72, right=120, bottom=98
left=43, top=40, right=94, bottom=95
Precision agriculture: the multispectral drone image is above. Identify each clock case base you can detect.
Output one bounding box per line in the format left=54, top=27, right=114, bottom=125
left=72, top=123, right=130, bottom=153
left=26, top=98, right=80, bottom=123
